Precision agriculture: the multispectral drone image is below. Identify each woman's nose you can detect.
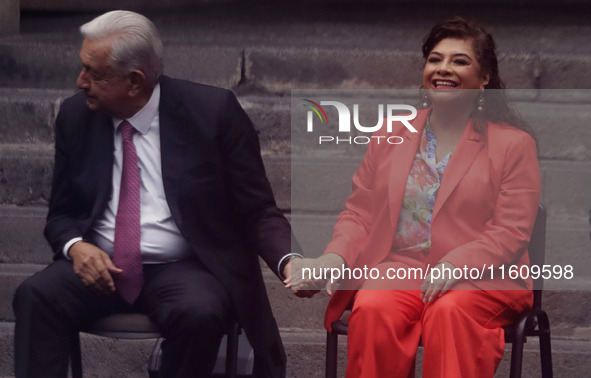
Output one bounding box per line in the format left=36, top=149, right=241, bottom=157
left=436, top=60, right=452, bottom=75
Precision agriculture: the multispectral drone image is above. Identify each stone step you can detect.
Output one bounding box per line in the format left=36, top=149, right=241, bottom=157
left=291, top=156, right=591, bottom=220
left=0, top=88, right=69, bottom=144
left=0, top=145, right=291, bottom=208
left=0, top=42, right=243, bottom=91
left=0, top=91, right=291, bottom=148
left=3, top=3, right=591, bottom=91
left=0, top=262, right=590, bottom=333
left=291, top=216, right=591, bottom=291
left=2, top=149, right=591, bottom=268
left=2, top=39, right=591, bottom=91
left=2, top=138, right=590, bottom=272
left=0, top=0, right=18, bottom=37
left=292, top=157, right=591, bottom=224
left=1, top=89, right=590, bottom=162
left=2, top=202, right=590, bottom=268
left=14, top=4, right=591, bottom=55
left=0, top=320, right=590, bottom=377
left=18, top=0, right=591, bottom=12
left=515, top=100, right=591, bottom=162
left=3, top=142, right=589, bottom=219
left=0, top=206, right=50, bottom=264
left=0, top=144, right=54, bottom=206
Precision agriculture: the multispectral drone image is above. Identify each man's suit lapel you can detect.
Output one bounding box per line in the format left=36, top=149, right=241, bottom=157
left=88, top=112, right=114, bottom=220
left=158, top=77, right=189, bottom=231
left=431, top=119, right=484, bottom=222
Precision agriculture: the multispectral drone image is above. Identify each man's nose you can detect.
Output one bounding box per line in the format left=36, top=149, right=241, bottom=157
left=76, top=70, right=89, bottom=89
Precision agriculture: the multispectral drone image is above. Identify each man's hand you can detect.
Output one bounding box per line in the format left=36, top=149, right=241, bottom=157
left=420, top=262, right=461, bottom=303
left=282, top=259, right=319, bottom=298
left=284, top=253, right=346, bottom=297
left=69, top=241, right=123, bottom=294
left=282, top=259, right=292, bottom=283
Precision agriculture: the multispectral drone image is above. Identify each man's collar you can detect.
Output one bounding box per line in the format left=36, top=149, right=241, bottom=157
left=112, top=83, right=161, bottom=134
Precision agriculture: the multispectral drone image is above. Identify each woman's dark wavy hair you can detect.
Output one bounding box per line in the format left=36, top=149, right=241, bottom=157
left=422, top=16, right=535, bottom=139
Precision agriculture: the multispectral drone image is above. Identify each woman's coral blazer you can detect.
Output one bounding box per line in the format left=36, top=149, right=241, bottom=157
left=324, top=108, right=541, bottom=330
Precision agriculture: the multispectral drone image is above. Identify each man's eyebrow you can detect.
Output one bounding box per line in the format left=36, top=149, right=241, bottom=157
left=82, top=65, right=103, bottom=76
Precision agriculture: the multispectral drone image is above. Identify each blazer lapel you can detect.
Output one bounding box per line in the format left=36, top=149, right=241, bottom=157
left=87, top=112, right=114, bottom=220
left=158, top=78, right=189, bottom=231
left=388, top=110, right=428, bottom=226
left=357, top=110, right=427, bottom=275
left=431, top=119, right=484, bottom=222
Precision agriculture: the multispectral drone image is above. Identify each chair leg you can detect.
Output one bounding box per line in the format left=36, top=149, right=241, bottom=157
left=71, top=333, right=83, bottom=378
left=536, top=312, right=553, bottom=378
left=326, top=331, right=338, bottom=378
left=225, top=323, right=239, bottom=378
left=148, top=337, right=164, bottom=378
left=509, top=317, right=527, bottom=378
left=145, top=326, right=239, bottom=378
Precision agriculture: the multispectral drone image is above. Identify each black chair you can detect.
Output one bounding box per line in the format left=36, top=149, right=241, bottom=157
left=71, top=313, right=240, bottom=378
left=326, top=204, right=552, bottom=378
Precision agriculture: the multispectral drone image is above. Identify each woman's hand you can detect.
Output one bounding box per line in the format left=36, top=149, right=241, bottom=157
left=420, top=262, right=462, bottom=303
left=284, top=253, right=346, bottom=297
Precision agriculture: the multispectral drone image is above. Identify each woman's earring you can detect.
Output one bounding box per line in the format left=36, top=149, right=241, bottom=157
left=477, top=92, right=485, bottom=112
left=422, top=94, right=431, bottom=108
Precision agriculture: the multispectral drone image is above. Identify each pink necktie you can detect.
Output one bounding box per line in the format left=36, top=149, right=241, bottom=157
left=113, top=120, right=143, bottom=304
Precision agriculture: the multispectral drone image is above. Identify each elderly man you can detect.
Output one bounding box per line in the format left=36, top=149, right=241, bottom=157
left=13, top=10, right=301, bottom=378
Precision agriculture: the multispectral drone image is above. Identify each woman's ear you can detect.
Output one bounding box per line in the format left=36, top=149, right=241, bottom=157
left=481, top=72, right=490, bottom=90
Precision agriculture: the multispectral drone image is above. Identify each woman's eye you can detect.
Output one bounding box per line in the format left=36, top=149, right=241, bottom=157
left=428, top=57, right=440, bottom=63
left=454, top=59, right=469, bottom=65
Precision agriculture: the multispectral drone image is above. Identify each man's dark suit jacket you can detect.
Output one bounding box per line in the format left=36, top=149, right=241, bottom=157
left=44, top=75, right=300, bottom=377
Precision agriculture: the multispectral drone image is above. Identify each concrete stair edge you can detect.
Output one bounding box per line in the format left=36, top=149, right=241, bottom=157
left=0, top=262, right=590, bottom=332
left=2, top=148, right=591, bottom=220
left=1, top=320, right=591, bottom=378
left=1, top=41, right=591, bottom=89
left=2, top=91, right=591, bottom=163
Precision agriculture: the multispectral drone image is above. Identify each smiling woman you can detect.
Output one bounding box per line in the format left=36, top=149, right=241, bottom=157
left=421, top=16, right=534, bottom=137
left=423, top=38, right=489, bottom=91
left=289, top=16, right=541, bottom=378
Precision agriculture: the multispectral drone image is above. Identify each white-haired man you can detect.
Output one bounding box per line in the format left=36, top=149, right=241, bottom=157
left=13, top=10, right=302, bottom=378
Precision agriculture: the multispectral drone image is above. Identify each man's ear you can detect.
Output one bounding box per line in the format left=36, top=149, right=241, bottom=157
left=128, top=70, right=147, bottom=96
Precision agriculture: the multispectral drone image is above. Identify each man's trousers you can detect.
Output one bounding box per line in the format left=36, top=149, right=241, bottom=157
left=13, top=257, right=233, bottom=378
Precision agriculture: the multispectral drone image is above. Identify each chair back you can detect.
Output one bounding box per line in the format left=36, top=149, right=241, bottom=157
left=529, top=204, right=547, bottom=309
